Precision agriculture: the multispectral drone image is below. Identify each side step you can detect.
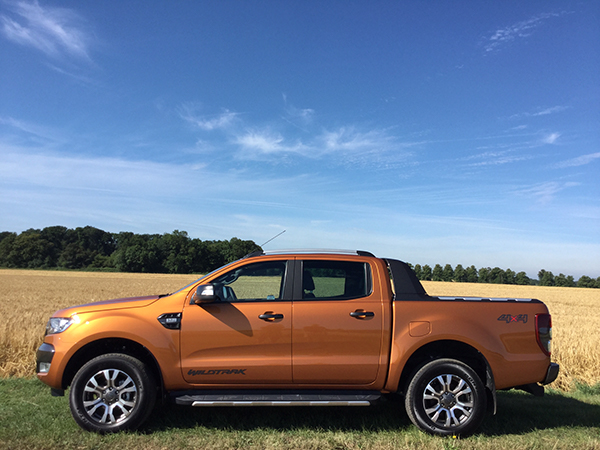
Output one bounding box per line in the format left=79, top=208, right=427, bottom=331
left=172, top=390, right=381, bottom=407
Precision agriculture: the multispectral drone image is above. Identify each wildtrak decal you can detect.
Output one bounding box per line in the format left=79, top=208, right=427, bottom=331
left=188, top=369, right=247, bottom=376
left=497, top=314, right=528, bottom=324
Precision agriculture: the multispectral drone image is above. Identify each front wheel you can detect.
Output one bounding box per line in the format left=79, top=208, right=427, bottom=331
left=404, top=358, right=487, bottom=436
left=69, top=353, right=156, bottom=433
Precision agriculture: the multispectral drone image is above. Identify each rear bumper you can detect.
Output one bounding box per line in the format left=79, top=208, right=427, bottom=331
left=542, top=362, right=560, bottom=385
left=516, top=362, right=560, bottom=396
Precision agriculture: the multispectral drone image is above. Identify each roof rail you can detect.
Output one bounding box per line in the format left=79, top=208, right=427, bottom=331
left=243, top=249, right=375, bottom=258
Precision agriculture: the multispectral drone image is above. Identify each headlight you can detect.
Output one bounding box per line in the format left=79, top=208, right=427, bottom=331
left=45, top=317, right=73, bottom=335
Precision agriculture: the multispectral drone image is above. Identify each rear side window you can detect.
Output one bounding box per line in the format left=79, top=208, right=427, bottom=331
left=302, top=261, right=371, bottom=300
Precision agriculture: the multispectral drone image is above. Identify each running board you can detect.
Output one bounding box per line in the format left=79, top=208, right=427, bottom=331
left=172, top=390, right=381, bottom=407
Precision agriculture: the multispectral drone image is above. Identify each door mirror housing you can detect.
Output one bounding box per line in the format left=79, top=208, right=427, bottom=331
left=193, top=284, right=220, bottom=304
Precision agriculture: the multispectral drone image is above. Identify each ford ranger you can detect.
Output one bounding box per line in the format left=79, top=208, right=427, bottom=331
left=36, top=250, right=559, bottom=436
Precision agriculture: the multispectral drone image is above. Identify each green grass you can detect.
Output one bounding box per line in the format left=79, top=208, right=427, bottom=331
left=1, top=378, right=599, bottom=449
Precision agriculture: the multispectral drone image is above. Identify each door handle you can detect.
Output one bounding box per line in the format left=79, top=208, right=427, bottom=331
left=350, top=310, right=374, bottom=319
left=259, top=312, right=284, bottom=321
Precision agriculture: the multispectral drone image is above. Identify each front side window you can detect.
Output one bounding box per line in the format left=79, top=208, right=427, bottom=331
left=210, top=261, right=287, bottom=302
left=302, top=261, right=371, bottom=300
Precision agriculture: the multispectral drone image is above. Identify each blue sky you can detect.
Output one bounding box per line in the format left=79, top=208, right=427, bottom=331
left=1, top=1, right=599, bottom=278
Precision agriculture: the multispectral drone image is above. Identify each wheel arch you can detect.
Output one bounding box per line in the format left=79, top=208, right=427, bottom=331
left=397, top=339, right=496, bottom=414
left=62, top=338, right=164, bottom=395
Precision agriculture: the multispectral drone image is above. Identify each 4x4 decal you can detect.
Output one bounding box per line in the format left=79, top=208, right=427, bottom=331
left=497, top=314, right=528, bottom=324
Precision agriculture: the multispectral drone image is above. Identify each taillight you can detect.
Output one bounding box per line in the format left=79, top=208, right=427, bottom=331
left=536, top=313, right=552, bottom=356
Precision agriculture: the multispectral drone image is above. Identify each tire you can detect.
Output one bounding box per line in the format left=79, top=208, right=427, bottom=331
left=69, top=353, right=157, bottom=433
left=404, top=358, right=487, bottom=436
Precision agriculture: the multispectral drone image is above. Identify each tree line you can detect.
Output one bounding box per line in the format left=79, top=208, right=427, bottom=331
left=408, top=263, right=600, bottom=289
left=0, top=226, right=261, bottom=274
left=0, top=226, right=598, bottom=288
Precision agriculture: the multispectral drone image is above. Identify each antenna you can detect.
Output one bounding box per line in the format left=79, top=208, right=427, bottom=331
left=260, top=230, right=286, bottom=248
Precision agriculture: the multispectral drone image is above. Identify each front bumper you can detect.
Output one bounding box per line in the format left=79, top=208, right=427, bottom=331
left=542, top=362, right=560, bottom=385
left=36, top=342, right=65, bottom=395
left=36, top=343, right=55, bottom=374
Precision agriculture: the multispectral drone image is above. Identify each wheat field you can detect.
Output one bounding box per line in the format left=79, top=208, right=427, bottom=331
left=1, top=269, right=598, bottom=391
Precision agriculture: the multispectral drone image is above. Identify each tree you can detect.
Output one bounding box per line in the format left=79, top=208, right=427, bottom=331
left=504, top=268, right=516, bottom=285
left=454, top=264, right=466, bottom=282
left=223, top=237, right=262, bottom=262
left=488, top=267, right=506, bottom=284
left=413, top=264, right=423, bottom=280
left=515, top=271, right=531, bottom=285
left=432, top=264, right=444, bottom=281
left=538, top=270, right=555, bottom=287
left=56, top=226, right=116, bottom=269
left=123, top=244, right=153, bottom=273
left=442, top=264, right=454, bottom=282
left=77, top=226, right=116, bottom=256
left=0, top=232, right=17, bottom=267
left=421, top=265, right=432, bottom=281
left=478, top=267, right=490, bottom=284
left=162, top=230, right=193, bottom=274
left=5, top=231, right=54, bottom=268
left=465, top=266, right=478, bottom=283
left=577, top=275, right=594, bottom=288
left=554, top=273, right=573, bottom=287
left=0, top=231, right=13, bottom=244
left=40, top=226, right=70, bottom=267
left=59, top=243, right=94, bottom=269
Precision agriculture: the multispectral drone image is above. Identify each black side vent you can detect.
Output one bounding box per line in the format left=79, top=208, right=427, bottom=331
left=158, top=313, right=182, bottom=330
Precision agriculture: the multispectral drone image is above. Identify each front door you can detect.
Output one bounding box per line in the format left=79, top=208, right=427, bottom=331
left=180, top=260, right=292, bottom=384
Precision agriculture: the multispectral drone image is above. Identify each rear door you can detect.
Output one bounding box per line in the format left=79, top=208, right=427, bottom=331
left=291, top=258, right=385, bottom=384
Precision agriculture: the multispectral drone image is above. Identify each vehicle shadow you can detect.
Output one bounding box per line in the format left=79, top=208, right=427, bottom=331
left=144, top=390, right=600, bottom=435
left=479, top=390, right=600, bottom=436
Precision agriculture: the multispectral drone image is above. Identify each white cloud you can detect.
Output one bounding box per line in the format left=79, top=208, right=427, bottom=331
left=235, top=129, right=287, bottom=154
left=513, top=181, right=579, bottom=204
left=555, top=152, right=600, bottom=169
left=284, top=103, right=315, bottom=124
left=230, top=125, right=413, bottom=164
left=179, top=105, right=239, bottom=131
left=1, top=0, right=92, bottom=61
left=3, top=144, right=387, bottom=248
left=484, top=12, right=567, bottom=53
left=320, top=127, right=392, bottom=153
left=282, top=94, right=314, bottom=119
left=293, top=108, right=314, bottom=121
left=177, top=99, right=419, bottom=167
left=509, top=106, right=569, bottom=120
left=533, top=106, right=569, bottom=116
left=280, top=95, right=315, bottom=133
left=465, top=149, right=533, bottom=167
left=46, top=63, right=98, bottom=85
left=541, top=132, right=560, bottom=144
left=0, top=115, right=66, bottom=145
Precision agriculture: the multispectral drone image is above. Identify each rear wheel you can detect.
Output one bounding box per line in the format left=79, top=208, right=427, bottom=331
left=69, top=353, right=156, bottom=433
left=405, top=358, right=486, bottom=436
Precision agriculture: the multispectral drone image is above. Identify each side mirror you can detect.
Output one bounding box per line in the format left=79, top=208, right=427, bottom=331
left=192, top=284, right=220, bottom=304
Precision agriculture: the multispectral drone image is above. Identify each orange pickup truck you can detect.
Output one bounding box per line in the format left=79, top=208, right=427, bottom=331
left=37, top=250, right=559, bottom=436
